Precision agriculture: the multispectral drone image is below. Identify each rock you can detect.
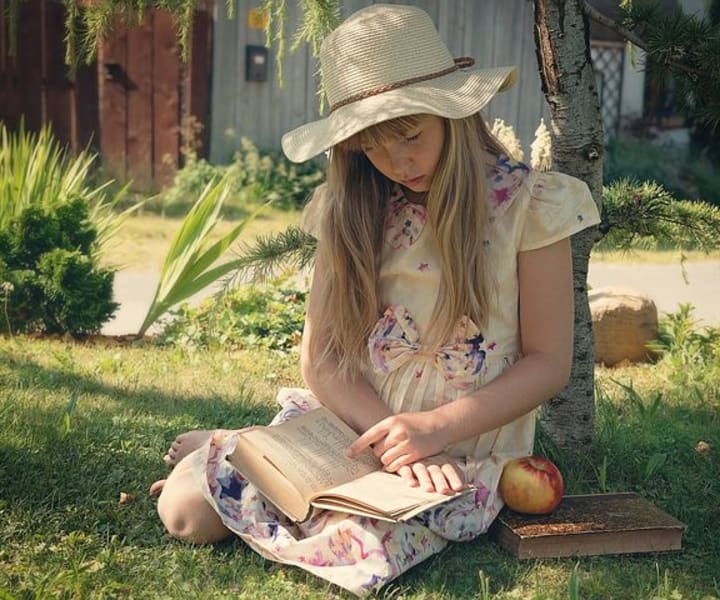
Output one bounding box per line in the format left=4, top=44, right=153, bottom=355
left=589, top=287, right=658, bottom=367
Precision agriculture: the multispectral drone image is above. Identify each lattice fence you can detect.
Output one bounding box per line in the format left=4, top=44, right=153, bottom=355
left=591, top=42, right=625, bottom=137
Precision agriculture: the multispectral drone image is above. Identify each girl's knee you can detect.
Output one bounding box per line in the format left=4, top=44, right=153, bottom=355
left=157, top=475, right=230, bottom=544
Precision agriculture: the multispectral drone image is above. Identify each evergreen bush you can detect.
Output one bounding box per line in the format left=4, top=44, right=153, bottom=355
left=0, top=197, right=117, bottom=335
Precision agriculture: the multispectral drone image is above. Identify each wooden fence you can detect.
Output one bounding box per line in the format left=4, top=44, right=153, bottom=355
left=0, top=0, right=212, bottom=189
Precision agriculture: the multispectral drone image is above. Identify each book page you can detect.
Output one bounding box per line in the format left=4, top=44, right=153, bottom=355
left=316, top=470, right=469, bottom=520
left=242, top=407, right=380, bottom=499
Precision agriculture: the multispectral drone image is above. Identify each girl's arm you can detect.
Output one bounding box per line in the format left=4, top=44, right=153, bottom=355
left=301, top=252, right=393, bottom=435
left=349, top=237, right=574, bottom=470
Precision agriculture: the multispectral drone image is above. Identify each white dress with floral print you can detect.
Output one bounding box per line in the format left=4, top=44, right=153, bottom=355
left=189, top=156, right=601, bottom=596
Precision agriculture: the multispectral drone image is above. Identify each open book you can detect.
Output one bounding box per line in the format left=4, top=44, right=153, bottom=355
left=226, top=406, right=470, bottom=523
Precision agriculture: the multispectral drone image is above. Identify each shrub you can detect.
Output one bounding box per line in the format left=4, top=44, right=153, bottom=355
left=0, top=122, right=132, bottom=244
left=0, top=198, right=117, bottom=335
left=159, top=276, right=307, bottom=352
left=646, top=304, right=720, bottom=384
left=160, top=137, right=324, bottom=216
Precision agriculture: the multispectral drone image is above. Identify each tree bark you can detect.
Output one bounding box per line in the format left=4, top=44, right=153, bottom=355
left=533, top=0, right=604, bottom=448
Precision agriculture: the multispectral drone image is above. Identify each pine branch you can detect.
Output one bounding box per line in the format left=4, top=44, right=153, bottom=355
left=599, top=179, right=720, bottom=252
left=224, top=225, right=317, bottom=289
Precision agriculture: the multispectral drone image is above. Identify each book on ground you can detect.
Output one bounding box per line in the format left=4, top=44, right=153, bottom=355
left=490, top=492, right=685, bottom=559
left=226, top=406, right=470, bottom=523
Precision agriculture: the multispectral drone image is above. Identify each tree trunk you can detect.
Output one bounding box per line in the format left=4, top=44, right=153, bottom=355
left=533, top=0, right=604, bottom=448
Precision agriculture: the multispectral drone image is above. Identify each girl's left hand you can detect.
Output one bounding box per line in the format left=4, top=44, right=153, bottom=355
left=397, top=453, right=465, bottom=494
left=347, top=411, right=448, bottom=471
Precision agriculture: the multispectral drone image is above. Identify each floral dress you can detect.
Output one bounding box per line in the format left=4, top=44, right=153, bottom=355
left=189, top=155, right=601, bottom=596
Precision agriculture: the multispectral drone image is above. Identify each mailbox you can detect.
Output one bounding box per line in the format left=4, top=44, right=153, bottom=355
left=246, top=45, right=269, bottom=82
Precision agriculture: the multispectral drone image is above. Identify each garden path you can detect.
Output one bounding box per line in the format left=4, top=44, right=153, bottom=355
left=102, top=260, right=720, bottom=336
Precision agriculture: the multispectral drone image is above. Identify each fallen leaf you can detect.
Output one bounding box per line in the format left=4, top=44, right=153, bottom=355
left=119, top=491, right=136, bottom=504
left=694, top=440, right=711, bottom=457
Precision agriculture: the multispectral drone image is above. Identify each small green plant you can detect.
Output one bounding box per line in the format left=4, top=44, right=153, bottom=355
left=646, top=304, right=720, bottom=383
left=1, top=280, right=13, bottom=334
left=160, top=276, right=307, bottom=352
left=0, top=122, right=134, bottom=247
left=568, top=563, right=581, bottom=600
left=476, top=570, right=491, bottom=600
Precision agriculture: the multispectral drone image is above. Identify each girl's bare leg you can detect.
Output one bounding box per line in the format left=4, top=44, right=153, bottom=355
left=151, top=451, right=232, bottom=544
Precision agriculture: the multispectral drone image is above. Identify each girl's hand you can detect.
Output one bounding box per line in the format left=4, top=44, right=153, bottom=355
left=347, top=411, right=448, bottom=471
left=397, top=454, right=465, bottom=494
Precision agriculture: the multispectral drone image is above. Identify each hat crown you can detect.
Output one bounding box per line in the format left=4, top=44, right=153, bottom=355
left=320, top=4, right=455, bottom=109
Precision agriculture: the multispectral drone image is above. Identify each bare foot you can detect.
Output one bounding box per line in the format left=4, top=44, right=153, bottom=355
left=163, top=430, right=215, bottom=467
left=149, top=479, right=166, bottom=496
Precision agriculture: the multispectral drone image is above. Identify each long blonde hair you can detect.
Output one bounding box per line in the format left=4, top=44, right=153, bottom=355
left=313, top=112, right=507, bottom=379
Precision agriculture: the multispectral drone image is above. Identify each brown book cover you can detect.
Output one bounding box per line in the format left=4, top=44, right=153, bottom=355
left=489, top=492, right=685, bottom=559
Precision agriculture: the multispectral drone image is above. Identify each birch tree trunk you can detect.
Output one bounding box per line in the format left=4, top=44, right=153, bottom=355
left=533, top=0, right=604, bottom=448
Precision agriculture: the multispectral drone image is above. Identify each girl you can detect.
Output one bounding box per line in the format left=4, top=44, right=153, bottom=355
left=151, top=4, right=601, bottom=596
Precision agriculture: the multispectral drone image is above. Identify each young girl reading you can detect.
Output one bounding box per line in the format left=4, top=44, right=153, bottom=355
left=150, top=4, right=601, bottom=596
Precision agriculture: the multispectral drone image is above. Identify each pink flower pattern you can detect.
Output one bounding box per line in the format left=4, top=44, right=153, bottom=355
left=489, top=154, right=530, bottom=210
left=384, top=187, right=427, bottom=248
left=368, top=304, right=492, bottom=390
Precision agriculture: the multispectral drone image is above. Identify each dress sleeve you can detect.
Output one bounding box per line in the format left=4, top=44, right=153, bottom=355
left=519, top=171, right=601, bottom=252
left=300, top=183, right=329, bottom=239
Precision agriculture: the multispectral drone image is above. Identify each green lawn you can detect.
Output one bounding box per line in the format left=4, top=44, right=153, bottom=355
left=1, top=336, right=718, bottom=599
left=101, top=207, right=302, bottom=272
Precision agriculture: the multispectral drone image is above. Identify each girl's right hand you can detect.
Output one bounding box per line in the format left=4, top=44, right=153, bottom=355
left=396, top=453, right=465, bottom=495
left=347, top=410, right=449, bottom=470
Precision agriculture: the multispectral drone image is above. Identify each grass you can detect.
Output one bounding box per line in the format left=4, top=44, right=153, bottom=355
left=1, top=335, right=718, bottom=599
left=590, top=249, right=720, bottom=264
left=100, top=207, right=302, bottom=272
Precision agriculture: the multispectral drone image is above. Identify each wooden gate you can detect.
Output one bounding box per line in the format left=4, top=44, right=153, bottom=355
left=99, top=8, right=212, bottom=189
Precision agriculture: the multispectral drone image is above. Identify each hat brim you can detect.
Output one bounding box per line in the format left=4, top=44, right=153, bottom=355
left=281, top=66, right=517, bottom=163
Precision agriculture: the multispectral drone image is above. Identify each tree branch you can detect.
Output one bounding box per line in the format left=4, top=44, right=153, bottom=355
left=583, top=1, right=701, bottom=77
left=583, top=1, right=647, bottom=49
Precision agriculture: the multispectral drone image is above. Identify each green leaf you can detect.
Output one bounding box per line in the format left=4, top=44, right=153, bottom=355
left=137, top=176, right=259, bottom=336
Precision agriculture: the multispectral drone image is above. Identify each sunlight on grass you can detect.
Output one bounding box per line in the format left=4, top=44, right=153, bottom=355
left=1, top=335, right=718, bottom=599
left=100, top=208, right=302, bottom=271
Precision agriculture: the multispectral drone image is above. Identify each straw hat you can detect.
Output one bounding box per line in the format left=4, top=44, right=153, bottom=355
left=281, top=3, right=517, bottom=163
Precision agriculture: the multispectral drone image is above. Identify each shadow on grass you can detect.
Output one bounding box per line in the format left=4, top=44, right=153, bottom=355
left=0, top=348, right=278, bottom=424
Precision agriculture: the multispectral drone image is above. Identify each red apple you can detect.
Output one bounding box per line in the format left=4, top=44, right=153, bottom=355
left=499, top=455, right=564, bottom=514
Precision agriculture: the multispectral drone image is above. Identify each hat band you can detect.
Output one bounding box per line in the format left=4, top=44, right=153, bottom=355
left=328, top=56, right=475, bottom=113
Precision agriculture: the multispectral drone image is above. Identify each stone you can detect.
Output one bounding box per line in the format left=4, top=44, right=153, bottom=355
left=589, top=287, right=659, bottom=367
